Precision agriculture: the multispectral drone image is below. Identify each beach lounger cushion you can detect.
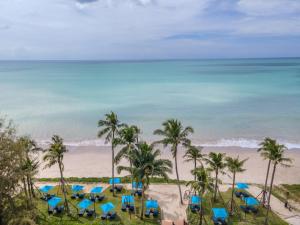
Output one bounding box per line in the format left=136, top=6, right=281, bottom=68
left=78, top=208, right=85, bottom=217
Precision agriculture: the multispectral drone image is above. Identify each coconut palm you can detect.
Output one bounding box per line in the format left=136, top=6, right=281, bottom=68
left=264, top=141, right=292, bottom=225
left=187, top=167, right=214, bottom=225
left=154, top=119, right=194, bottom=204
left=205, top=152, right=226, bottom=202
left=114, top=125, right=140, bottom=185
left=184, top=145, right=205, bottom=180
left=117, top=142, right=172, bottom=219
left=98, top=112, right=125, bottom=196
left=258, top=137, right=277, bottom=206
left=225, top=156, right=248, bottom=215
left=43, top=135, right=69, bottom=214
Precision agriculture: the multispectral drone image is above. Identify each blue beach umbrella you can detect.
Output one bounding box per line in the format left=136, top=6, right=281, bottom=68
left=72, top=185, right=84, bottom=192
left=48, top=197, right=62, bottom=208
left=100, top=202, right=115, bottom=214
left=236, top=183, right=249, bottom=189
left=90, top=186, right=103, bottom=194
left=212, top=208, right=228, bottom=220
left=244, top=197, right=259, bottom=206
left=78, top=199, right=92, bottom=209
left=190, top=195, right=201, bottom=205
left=146, top=200, right=158, bottom=209
left=109, top=178, right=121, bottom=185
left=40, top=185, right=54, bottom=193
left=122, top=195, right=134, bottom=205
left=132, top=182, right=143, bottom=189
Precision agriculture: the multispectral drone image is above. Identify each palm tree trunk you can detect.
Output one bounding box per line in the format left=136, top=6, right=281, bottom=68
left=30, top=177, right=35, bottom=198
left=199, top=191, right=203, bottom=225
left=194, top=159, right=197, bottom=181
left=140, top=185, right=145, bottom=220
left=112, top=131, right=115, bottom=197
left=262, top=159, right=271, bottom=206
left=175, top=151, right=183, bottom=204
left=213, top=169, right=218, bottom=202
left=22, top=177, right=29, bottom=208
left=264, top=163, right=277, bottom=225
left=230, top=171, right=236, bottom=215
left=26, top=175, right=32, bottom=200
left=58, top=161, right=70, bottom=214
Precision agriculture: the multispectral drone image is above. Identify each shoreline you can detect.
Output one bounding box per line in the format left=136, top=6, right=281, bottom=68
left=37, top=146, right=300, bottom=185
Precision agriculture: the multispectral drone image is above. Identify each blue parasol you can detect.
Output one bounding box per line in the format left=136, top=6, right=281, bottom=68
left=109, top=178, right=121, bottom=185
left=72, top=185, right=84, bottom=192
left=212, top=208, right=228, bottom=220
left=77, top=199, right=92, bottom=209
left=40, top=185, right=54, bottom=193
left=236, top=183, right=249, bottom=189
left=122, top=195, right=134, bottom=205
left=132, top=182, right=143, bottom=189
left=48, top=197, right=62, bottom=208
left=100, top=202, right=115, bottom=213
left=190, top=195, right=201, bottom=205
left=244, top=197, right=259, bottom=206
left=146, top=200, right=158, bottom=209
left=90, top=186, right=103, bottom=194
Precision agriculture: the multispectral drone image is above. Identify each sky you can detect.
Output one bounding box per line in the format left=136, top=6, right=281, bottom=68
left=0, top=0, right=300, bottom=60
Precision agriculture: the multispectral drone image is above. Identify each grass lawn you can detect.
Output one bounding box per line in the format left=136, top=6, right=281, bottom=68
left=187, top=189, right=288, bottom=225
left=36, top=185, right=160, bottom=225
left=272, top=184, right=300, bottom=206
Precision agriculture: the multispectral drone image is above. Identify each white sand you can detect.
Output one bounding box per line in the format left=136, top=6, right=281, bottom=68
left=37, top=146, right=300, bottom=185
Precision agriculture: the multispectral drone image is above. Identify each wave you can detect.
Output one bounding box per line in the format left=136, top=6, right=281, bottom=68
left=37, top=138, right=300, bottom=149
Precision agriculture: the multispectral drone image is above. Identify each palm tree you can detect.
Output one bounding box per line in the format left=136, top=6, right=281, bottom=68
left=225, top=156, right=248, bottom=215
left=43, top=135, right=70, bottom=214
left=205, top=152, right=226, bottom=202
left=98, top=112, right=125, bottom=196
left=264, top=141, right=292, bottom=225
left=117, top=142, right=172, bottom=219
left=114, top=125, right=140, bottom=185
left=258, top=137, right=277, bottom=206
left=154, top=119, right=194, bottom=204
left=187, top=167, right=214, bottom=225
left=184, top=145, right=205, bottom=180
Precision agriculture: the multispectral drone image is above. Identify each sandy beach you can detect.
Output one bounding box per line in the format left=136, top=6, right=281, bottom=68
left=37, top=146, right=300, bottom=185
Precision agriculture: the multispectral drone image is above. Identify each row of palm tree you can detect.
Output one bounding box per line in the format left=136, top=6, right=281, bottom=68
left=40, top=111, right=292, bottom=225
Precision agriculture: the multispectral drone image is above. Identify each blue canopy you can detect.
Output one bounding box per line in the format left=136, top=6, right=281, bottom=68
left=72, top=185, right=84, bottom=192
left=236, top=183, right=249, bottom=189
left=122, top=195, right=134, bottom=205
left=100, top=202, right=115, bottom=213
left=190, top=195, right=201, bottom=205
left=48, top=197, right=62, bottom=208
left=244, top=197, right=259, bottom=206
left=90, top=186, right=103, bottom=194
left=212, top=208, right=228, bottom=220
left=146, top=200, right=158, bottom=209
left=78, top=199, right=92, bottom=209
left=132, top=182, right=143, bottom=189
left=109, top=178, right=121, bottom=185
left=40, top=185, right=54, bottom=193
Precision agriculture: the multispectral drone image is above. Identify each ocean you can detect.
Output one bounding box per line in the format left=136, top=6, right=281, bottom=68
left=1, top=58, right=300, bottom=148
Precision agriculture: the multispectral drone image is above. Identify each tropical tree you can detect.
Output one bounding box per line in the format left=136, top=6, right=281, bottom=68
left=205, top=152, right=226, bottom=202
left=187, top=167, right=214, bottom=225
left=258, top=137, right=277, bottom=206
left=184, top=145, right=205, bottom=180
left=154, top=119, right=194, bottom=204
left=43, top=135, right=70, bottom=214
left=264, top=141, right=292, bottom=225
left=98, top=112, right=125, bottom=196
left=114, top=125, right=140, bottom=185
left=18, top=136, right=41, bottom=199
left=225, top=156, right=248, bottom=215
left=117, top=142, right=172, bottom=219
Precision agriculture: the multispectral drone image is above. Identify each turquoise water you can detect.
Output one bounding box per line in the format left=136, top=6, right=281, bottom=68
left=1, top=59, right=300, bottom=148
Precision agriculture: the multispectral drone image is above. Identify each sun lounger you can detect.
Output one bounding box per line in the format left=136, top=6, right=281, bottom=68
left=78, top=193, right=85, bottom=199
left=212, top=217, right=227, bottom=225
left=240, top=205, right=251, bottom=213
left=54, top=205, right=64, bottom=214
left=129, top=205, right=135, bottom=212
left=78, top=208, right=86, bottom=217
left=97, top=195, right=105, bottom=201
left=121, top=204, right=127, bottom=211
left=153, top=209, right=159, bottom=217
left=71, top=194, right=77, bottom=199
left=87, top=209, right=95, bottom=217
left=48, top=206, right=54, bottom=214
left=116, top=185, right=123, bottom=192
left=108, top=212, right=116, bottom=220
left=101, top=213, right=107, bottom=220
left=145, top=209, right=151, bottom=217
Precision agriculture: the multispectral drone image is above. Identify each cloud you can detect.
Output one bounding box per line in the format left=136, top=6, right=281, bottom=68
left=0, top=0, right=299, bottom=59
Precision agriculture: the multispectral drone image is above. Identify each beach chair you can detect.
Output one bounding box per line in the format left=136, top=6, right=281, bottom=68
left=55, top=205, right=64, bottom=214
left=121, top=204, right=127, bottom=211
left=116, top=185, right=123, bottom=192
left=48, top=206, right=54, bottom=214
left=145, top=209, right=151, bottom=217
left=97, top=195, right=105, bottom=201
left=248, top=205, right=258, bottom=214
left=240, top=205, right=251, bottom=213
left=87, top=209, right=95, bottom=217
left=90, top=195, right=96, bottom=202
left=129, top=205, right=135, bottom=212
left=71, top=193, right=77, bottom=199
left=78, top=193, right=85, bottom=199
left=78, top=208, right=86, bottom=217
left=101, top=213, right=107, bottom=220
left=153, top=209, right=159, bottom=217
left=108, top=212, right=116, bottom=220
